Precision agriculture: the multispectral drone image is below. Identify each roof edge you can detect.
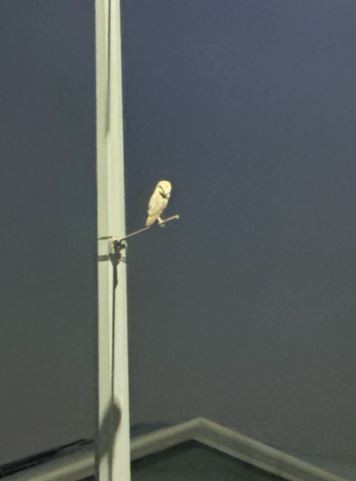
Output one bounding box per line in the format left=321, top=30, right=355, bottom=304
left=3, top=417, right=351, bottom=481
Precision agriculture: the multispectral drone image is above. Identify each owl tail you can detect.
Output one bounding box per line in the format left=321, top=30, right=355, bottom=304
left=146, top=215, right=157, bottom=226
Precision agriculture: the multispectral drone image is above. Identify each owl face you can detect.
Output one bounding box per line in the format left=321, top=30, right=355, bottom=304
left=157, top=180, right=172, bottom=199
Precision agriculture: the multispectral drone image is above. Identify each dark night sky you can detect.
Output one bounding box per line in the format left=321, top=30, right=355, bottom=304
left=1, top=0, right=356, bottom=477
left=123, top=0, right=356, bottom=473
left=0, top=0, right=97, bottom=464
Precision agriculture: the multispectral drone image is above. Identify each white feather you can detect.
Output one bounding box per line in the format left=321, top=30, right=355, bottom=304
left=146, top=180, right=172, bottom=226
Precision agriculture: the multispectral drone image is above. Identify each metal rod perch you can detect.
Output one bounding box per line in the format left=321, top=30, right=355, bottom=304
left=98, top=214, right=180, bottom=242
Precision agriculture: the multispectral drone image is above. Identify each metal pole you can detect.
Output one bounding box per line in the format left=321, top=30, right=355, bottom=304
left=95, top=1, right=131, bottom=481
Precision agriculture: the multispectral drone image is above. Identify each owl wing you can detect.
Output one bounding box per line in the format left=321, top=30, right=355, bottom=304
left=147, top=190, right=164, bottom=216
left=146, top=190, right=161, bottom=226
left=146, top=189, right=169, bottom=226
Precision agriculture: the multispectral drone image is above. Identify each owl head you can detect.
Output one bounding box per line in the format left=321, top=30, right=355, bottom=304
left=157, top=180, right=172, bottom=198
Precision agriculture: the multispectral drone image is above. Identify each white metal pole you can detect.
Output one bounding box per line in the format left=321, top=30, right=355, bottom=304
left=95, top=1, right=131, bottom=481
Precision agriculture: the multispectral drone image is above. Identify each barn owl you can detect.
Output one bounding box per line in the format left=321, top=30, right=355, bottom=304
left=146, top=180, right=172, bottom=226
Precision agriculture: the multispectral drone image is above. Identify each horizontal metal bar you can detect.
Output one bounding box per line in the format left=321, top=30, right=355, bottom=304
left=98, top=214, right=180, bottom=242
